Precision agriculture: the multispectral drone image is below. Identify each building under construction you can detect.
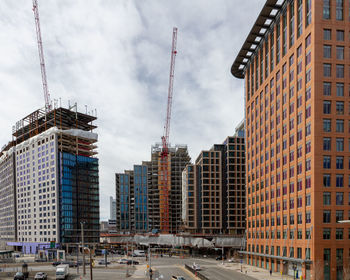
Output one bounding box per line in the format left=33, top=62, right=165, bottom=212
left=115, top=144, right=190, bottom=234
left=0, top=104, right=99, bottom=253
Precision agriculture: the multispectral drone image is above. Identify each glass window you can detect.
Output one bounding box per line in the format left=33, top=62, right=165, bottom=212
left=336, top=119, right=344, bottom=132
left=336, top=210, right=344, bottom=222
left=336, top=192, right=344, bottom=205
left=336, top=64, right=344, bottom=78
left=323, top=101, right=331, bottom=114
left=336, top=46, right=344, bottom=59
left=336, top=0, right=344, bottom=20
left=323, top=192, right=331, bottom=205
left=323, top=210, right=331, bottom=223
left=336, top=101, right=344, bottom=114
left=323, top=82, right=332, bottom=95
left=323, top=156, right=331, bottom=168
left=324, top=63, right=331, bottom=77
left=336, top=83, right=344, bottom=96
left=336, top=157, right=344, bottom=169
left=336, top=138, right=344, bottom=151
left=337, top=30, right=344, bottom=41
left=323, top=138, right=331, bottom=150
left=324, top=29, right=331, bottom=40
left=336, top=174, right=344, bottom=187
left=323, top=0, right=331, bottom=19
left=323, top=174, right=331, bottom=187
left=324, top=45, right=331, bottom=58
left=323, top=228, right=331, bottom=239
left=336, top=228, right=344, bottom=239
left=323, top=119, right=331, bottom=132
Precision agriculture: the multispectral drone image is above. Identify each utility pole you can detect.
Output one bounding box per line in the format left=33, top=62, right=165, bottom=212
left=81, top=222, right=86, bottom=275
left=148, top=246, right=152, bottom=280
left=222, top=246, right=224, bottom=265
left=76, top=244, right=79, bottom=274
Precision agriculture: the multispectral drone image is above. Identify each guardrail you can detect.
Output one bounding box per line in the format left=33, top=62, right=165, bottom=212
left=184, top=264, right=210, bottom=280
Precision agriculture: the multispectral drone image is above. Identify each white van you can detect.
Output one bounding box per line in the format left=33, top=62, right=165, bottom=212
left=132, top=250, right=145, bottom=257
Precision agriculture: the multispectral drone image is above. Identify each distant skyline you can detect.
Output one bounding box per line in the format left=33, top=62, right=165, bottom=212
left=0, top=0, right=264, bottom=220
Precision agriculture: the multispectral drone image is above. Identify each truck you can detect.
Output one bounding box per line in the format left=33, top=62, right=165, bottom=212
left=55, top=264, right=69, bottom=279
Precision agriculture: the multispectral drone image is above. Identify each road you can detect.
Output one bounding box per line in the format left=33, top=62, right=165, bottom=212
left=0, top=256, right=258, bottom=280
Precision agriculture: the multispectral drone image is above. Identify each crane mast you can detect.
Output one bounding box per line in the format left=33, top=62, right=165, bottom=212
left=32, top=0, right=51, bottom=112
left=160, top=27, right=178, bottom=233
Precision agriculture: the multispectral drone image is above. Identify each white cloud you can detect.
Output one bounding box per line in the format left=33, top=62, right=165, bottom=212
left=0, top=0, right=264, bottom=220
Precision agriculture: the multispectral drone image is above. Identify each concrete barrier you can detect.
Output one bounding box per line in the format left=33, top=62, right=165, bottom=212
left=184, top=264, right=210, bottom=280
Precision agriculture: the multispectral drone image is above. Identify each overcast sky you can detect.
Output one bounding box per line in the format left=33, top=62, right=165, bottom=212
left=0, top=0, right=264, bottom=220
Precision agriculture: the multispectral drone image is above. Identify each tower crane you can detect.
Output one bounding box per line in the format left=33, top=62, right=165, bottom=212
left=32, top=0, right=51, bottom=112
left=160, top=27, right=178, bottom=233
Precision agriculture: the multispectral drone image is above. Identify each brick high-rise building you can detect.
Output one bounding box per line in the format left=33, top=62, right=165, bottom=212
left=182, top=122, right=245, bottom=235
left=232, top=1, right=350, bottom=279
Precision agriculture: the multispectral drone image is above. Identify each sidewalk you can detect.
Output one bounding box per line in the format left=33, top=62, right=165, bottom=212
left=218, top=262, right=296, bottom=280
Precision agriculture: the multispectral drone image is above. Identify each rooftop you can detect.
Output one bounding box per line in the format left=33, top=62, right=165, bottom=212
left=231, top=0, right=284, bottom=79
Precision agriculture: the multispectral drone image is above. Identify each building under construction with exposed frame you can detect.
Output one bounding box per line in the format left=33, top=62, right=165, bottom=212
left=0, top=103, right=99, bottom=254
left=115, top=143, right=190, bottom=234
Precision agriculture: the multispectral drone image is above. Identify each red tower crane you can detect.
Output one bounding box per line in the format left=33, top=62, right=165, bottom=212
left=32, top=0, right=51, bottom=112
left=159, top=27, right=178, bottom=233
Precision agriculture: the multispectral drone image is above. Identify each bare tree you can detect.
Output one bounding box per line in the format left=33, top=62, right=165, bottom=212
left=343, top=259, right=350, bottom=280
left=313, top=260, right=324, bottom=280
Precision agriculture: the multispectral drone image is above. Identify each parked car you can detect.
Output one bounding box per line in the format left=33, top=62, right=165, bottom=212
left=118, top=258, right=129, bottom=264
left=14, top=272, right=25, bottom=280
left=215, top=256, right=226, bottom=260
left=98, top=260, right=111, bottom=265
left=52, top=261, right=62, bottom=266
left=34, top=272, right=48, bottom=280
left=172, top=276, right=186, bottom=280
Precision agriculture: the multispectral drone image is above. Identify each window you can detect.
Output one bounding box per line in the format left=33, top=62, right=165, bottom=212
left=323, top=156, right=331, bottom=169
left=323, top=119, right=331, bottom=132
left=336, top=192, right=344, bottom=205
left=324, top=64, right=331, bottom=77
left=337, top=30, right=344, bottom=41
left=324, top=29, right=331, bottom=40
left=336, top=0, right=344, bottom=20
left=297, top=0, right=303, bottom=37
left=336, top=174, right=344, bottom=187
left=324, top=45, right=331, bottom=58
left=336, top=228, right=344, bottom=239
left=336, top=64, right=344, bottom=78
left=323, top=192, right=331, bottom=205
left=336, top=157, right=344, bottom=169
left=323, top=210, right=331, bottom=223
left=336, top=210, right=344, bottom=222
left=323, top=82, right=331, bottom=95
left=336, top=83, right=344, bottom=96
left=336, top=101, right=344, bottom=114
left=306, top=0, right=311, bottom=25
left=323, top=0, right=331, bottom=19
left=305, top=33, right=311, bottom=48
left=323, top=174, right=331, bottom=187
left=324, top=101, right=331, bottom=114
left=323, top=228, right=331, bottom=239
left=336, top=119, right=344, bottom=132
left=336, top=138, right=344, bottom=151
left=323, top=138, right=331, bottom=150
left=336, top=46, right=344, bottom=59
